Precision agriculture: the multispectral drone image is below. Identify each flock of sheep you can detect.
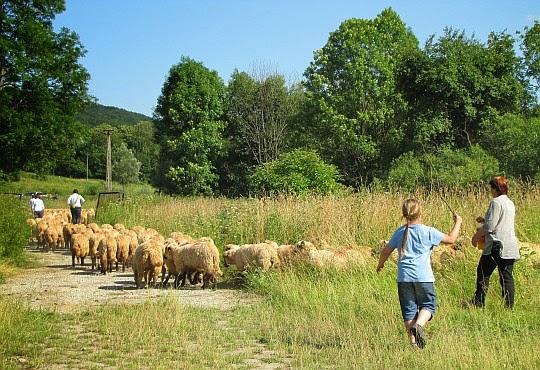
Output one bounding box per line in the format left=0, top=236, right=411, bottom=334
left=26, top=208, right=478, bottom=290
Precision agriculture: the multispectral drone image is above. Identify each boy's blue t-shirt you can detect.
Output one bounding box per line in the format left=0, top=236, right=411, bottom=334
left=388, top=224, right=445, bottom=283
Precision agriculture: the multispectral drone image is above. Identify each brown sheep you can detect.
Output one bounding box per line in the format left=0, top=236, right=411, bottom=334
left=71, top=233, right=89, bottom=267
left=63, top=223, right=75, bottom=250
left=120, top=229, right=139, bottom=264
left=37, top=219, right=49, bottom=249
left=89, top=231, right=106, bottom=270
left=115, top=233, right=131, bottom=272
left=163, top=238, right=223, bottom=289
left=168, top=231, right=194, bottom=246
left=98, top=234, right=118, bottom=274
left=44, top=222, right=62, bottom=252
left=86, top=222, right=100, bottom=233
left=132, top=240, right=164, bottom=289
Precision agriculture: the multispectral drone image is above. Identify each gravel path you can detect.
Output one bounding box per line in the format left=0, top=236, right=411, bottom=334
left=1, top=245, right=258, bottom=314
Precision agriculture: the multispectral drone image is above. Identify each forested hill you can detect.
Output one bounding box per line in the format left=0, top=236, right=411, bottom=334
left=77, top=104, right=152, bottom=127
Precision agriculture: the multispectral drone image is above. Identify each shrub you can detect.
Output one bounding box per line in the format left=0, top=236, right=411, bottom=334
left=250, top=149, right=343, bottom=196
left=386, top=151, right=424, bottom=190
left=385, top=145, right=499, bottom=189
left=0, top=195, right=30, bottom=262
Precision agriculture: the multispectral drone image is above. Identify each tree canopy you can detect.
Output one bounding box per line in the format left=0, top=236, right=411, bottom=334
left=2, top=6, right=540, bottom=194
left=152, top=56, right=226, bottom=195
left=0, top=0, right=91, bottom=180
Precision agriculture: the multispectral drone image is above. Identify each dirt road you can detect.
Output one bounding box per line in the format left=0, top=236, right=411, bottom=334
left=1, top=245, right=257, bottom=314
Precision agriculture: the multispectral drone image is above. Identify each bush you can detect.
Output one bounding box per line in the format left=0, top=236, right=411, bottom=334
left=0, top=195, right=30, bottom=262
left=386, top=151, right=424, bottom=190
left=429, top=145, right=499, bottom=188
left=385, top=145, right=499, bottom=189
left=250, top=149, right=343, bottom=196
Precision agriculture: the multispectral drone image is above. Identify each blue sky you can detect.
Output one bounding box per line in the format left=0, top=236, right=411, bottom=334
left=54, top=0, right=539, bottom=117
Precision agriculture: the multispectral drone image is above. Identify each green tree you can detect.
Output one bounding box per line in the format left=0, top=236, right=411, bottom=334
left=398, top=28, right=525, bottom=151
left=518, top=20, right=540, bottom=112
left=301, top=8, right=419, bottom=187
left=250, top=149, right=343, bottom=196
left=153, top=56, right=225, bottom=195
left=116, top=121, right=159, bottom=182
left=220, top=67, right=303, bottom=196
left=483, top=113, right=540, bottom=179
left=0, top=0, right=91, bottom=180
left=112, top=142, right=141, bottom=193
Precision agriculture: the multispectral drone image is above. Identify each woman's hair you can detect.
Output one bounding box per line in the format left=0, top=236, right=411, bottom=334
left=489, top=176, right=508, bottom=195
left=399, top=198, right=421, bottom=259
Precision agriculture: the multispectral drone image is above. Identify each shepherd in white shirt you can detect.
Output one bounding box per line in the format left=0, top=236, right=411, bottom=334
left=32, top=194, right=45, bottom=218
left=67, top=188, right=85, bottom=224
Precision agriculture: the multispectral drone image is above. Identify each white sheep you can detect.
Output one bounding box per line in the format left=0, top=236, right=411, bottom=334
left=223, top=241, right=280, bottom=273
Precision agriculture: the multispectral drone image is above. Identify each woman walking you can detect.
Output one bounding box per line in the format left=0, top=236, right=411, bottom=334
left=469, top=176, right=520, bottom=308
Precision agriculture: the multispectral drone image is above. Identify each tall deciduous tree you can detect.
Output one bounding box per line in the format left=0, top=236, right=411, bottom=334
left=0, top=0, right=91, bottom=180
left=112, top=142, right=141, bottom=193
left=116, top=121, right=159, bottom=182
left=301, top=8, right=419, bottom=187
left=519, top=20, right=540, bottom=104
left=153, top=56, right=225, bottom=195
left=398, top=28, right=525, bottom=151
left=221, top=67, right=302, bottom=196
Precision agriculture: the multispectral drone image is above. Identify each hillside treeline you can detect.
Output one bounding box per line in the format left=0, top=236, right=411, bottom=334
left=2, top=4, right=539, bottom=196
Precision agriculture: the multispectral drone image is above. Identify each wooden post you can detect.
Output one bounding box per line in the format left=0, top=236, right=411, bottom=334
left=104, top=129, right=113, bottom=192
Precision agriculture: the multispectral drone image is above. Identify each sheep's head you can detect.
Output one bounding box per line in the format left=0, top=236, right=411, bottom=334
left=293, top=240, right=316, bottom=254
left=222, top=248, right=236, bottom=267
left=163, top=245, right=175, bottom=260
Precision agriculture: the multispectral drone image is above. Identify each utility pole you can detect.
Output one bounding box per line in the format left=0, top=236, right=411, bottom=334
left=105, top=129, right=113, bottom=192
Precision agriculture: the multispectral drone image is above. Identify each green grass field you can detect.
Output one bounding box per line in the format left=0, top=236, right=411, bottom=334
left=1, top=175, right=540, bottom=368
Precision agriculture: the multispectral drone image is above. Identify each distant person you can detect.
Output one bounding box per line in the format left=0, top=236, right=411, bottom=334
left=67, top=188, right=85, bottom=224
left=377, top=198, right=462, bottom=349
left=467, top=176, right=520, bottom=309
left=28, top=194, right=36, bottom=214
left=32, top=193, right=45, bottom=218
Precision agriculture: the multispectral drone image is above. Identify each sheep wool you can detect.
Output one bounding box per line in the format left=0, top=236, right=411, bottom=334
left=223, top=242, right=280, bottom=273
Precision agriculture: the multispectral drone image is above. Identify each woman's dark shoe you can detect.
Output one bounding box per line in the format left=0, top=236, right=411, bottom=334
left=411, top=323, right=426, bottom=349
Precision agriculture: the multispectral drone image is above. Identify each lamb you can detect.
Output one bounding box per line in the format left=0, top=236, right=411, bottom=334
left=223, top=241, right=280, bottom=273
left=163, top=238, right=222, bottom=289
left=98, top=234, right=118, bottom=274
left=132, top=240, right=164, bottom=289
left=71, top=233, right=89, bottom=267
